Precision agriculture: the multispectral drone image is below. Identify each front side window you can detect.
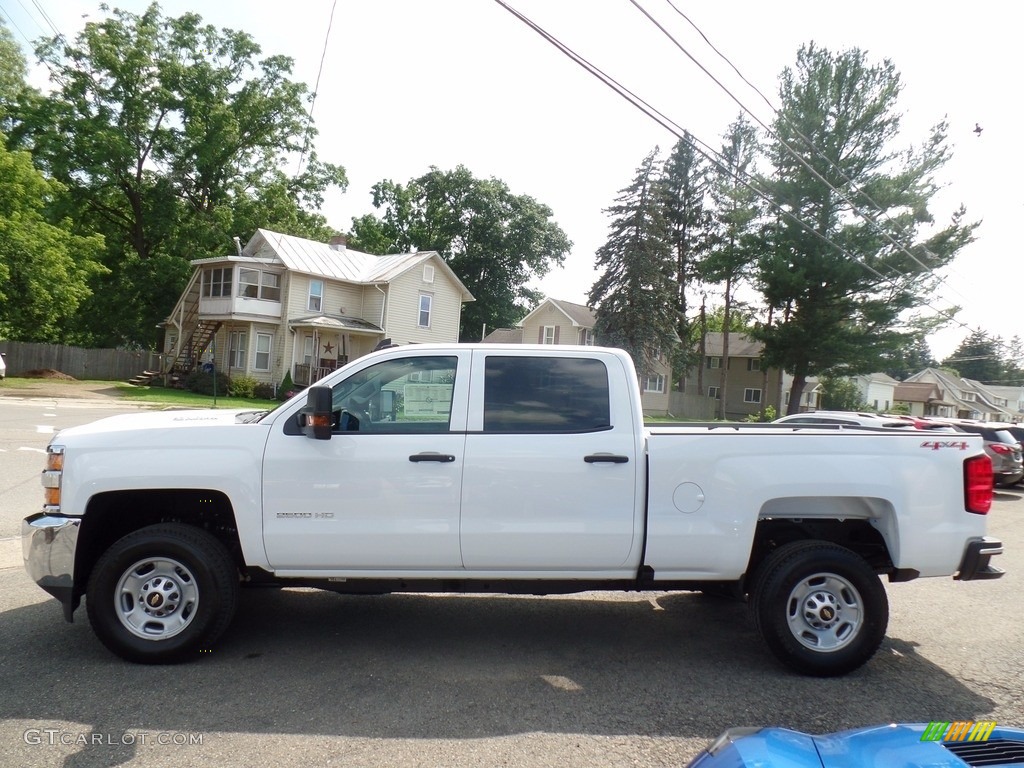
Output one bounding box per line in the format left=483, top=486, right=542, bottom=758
left=239, top=268, right=260, bottom=298
left=260, top=272, right=281, bottom=301
left=542, top=326, right=556, bottom=344
left=254, top=333, right=272, bottom=371
left=308, top=280, right=323, bottom=312
left=418, top=294, right=433, bottom=327
left=202, top=267, right=232, bottom=297
left=708, top=386, right=721, bottom=399
left=302, top=336, right=314, bottom=366
left=483, top=356, right=610, bottom=433
left=706, top=356, right=721, bottom=369
left=331, top=355, right=457, bottom=433
left=744, top=388, right=762, bottom=403
left=747, top=358, right=761, bottom=372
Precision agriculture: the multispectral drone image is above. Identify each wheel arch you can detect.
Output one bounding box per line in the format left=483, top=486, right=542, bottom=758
left=746, top=496, right=899, bottom=590
left=74, top=489, right=243, bottom=602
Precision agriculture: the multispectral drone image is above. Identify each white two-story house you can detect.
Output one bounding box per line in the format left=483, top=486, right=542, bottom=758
left=161, top=229, right=474, bottom=389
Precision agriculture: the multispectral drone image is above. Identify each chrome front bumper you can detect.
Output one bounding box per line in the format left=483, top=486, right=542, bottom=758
left=23, top=513, right=81, bottom=621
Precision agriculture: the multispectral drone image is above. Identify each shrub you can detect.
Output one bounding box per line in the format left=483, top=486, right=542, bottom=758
left=229, top=375, right=258, bottom=399
left=279, top=370, right=295, bottom=401
left=254, top=383, right=276, bottom=400
left=185, top=370, right=232, bottom=396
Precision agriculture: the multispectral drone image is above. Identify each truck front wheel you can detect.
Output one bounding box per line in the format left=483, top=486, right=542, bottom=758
left=751, top=540, right=888, bottom=676
left=86, top=523, right=239, bottom=663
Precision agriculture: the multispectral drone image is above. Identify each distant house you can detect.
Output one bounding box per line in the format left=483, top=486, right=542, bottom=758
left=685, top=332, right=784, bottom=420
left=892, top=381, right=954, bottom=417
left=851, top=372, right=900, bottom=412
left=781, top=373, right=822, bottom=413
left=905, top=368, right=1016, bottom=421
left=161, top=229, right=474, bottom=389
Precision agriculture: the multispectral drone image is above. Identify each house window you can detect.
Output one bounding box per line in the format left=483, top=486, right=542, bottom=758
left=302, top=336, right=314, bottom=366
left=784, top=391, right=790, bottom=405
left=254, top=333, right=272, bottom=371
left=260, top=272, right=281, bottom=301
left=744, top=388, right=762, bottom=403
left=239, top=268, right=260, bottom=298
left=201, top=267, right=232, bottom=297
left=543, top=326, right=556, bottom=344
left=228, top=331, right=247, bottom=369
left=962, top=391, right=976, bottom=402
left=308, top=280, right=323, bottom=312
left=747, top=358, right=761, bottom=372
left=418, top=294, right=433, bottom=327
left=580, top=328, right=595, bottom=345
left=706, top=356, right=721, bottom=369
left=708, top=386, right=721, bottom=399
left=423, top=265, right=434, bottom=283
left=644, top=375, right=666, bottom=393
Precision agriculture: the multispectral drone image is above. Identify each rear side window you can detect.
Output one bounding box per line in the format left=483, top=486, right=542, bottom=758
left=483, top=356, right=611, bottom=433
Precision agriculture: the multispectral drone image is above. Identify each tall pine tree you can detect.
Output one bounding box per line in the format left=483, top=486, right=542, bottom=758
left=588, top=149, right=678, bottom=377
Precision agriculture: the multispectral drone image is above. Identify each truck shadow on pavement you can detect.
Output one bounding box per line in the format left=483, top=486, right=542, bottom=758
left=1, top=586, right=997, bottom=766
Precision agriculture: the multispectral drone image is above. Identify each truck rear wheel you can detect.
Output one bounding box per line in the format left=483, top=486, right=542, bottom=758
left=751, top=540, right=887, bottom=676
left=86, top=523, right=239, bottom=663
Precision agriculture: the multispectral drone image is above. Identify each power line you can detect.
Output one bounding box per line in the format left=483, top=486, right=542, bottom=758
left=295, top=0, right=337, bottom=178
left=491, top=0, right=954, bottom=323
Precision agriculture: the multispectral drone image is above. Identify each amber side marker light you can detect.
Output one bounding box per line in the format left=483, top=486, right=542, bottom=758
left=964, top=455, right=993, bottom=514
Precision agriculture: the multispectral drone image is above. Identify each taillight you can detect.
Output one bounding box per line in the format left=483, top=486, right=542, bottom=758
left=964, top=455, right=993, bottom=514
left=990, top=443, right=1012, bottom=456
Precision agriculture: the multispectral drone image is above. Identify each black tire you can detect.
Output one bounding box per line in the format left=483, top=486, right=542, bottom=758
left=86, top=523, right=239, bottom=664
left=750, top=540, right=888, bottom=677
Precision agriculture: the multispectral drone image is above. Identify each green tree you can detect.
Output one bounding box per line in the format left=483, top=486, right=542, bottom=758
left=753, top=44, right=977, bottom=414
left=881, top=334, right=936, bottom=380
left=0, top=135, right=106, bottom=340
left=941, top=330, right=1004, bottom=382
left=701, top=115, right=761, bottom=418
left=14, top=4, right=346, bottom=346
left=819, top=377, right=866, bottom=411
left=350, top=165, right=570, bottom=340
left=660, top=134, right=711, bottom=382
left=0, top=20, right=26, bottom=130
left=588, top=149, right=678, bottom=376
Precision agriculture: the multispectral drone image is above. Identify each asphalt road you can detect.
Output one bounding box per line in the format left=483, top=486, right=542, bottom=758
left=1, top=395, right=1021, bottom=767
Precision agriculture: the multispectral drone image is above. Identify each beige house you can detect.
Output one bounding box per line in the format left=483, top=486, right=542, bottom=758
left=682, top=332, right=783, bottom=420
left=483, top=297, right=674, bottom=415
left=161, top=229, right=474, bottom=390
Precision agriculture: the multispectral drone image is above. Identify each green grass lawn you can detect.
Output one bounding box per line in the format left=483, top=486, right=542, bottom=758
left=114, top=383, right=281, bottom=410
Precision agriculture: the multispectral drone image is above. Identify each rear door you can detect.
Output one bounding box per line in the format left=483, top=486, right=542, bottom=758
left=459, top=349, right=644, bottom=571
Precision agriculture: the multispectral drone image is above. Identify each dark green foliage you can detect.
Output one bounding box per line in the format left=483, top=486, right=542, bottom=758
left=941, top=331, right=1007, bottom=383
left=10, top=5, right=346, bottom=347
left=752, top=44, right=977, bottom=413
left=229, top=375, right=258, bottom=399
left=819, top=377, right=866, bottom=411
left=350, top=165, right=571, bottom=340
left=186, top=370, right=231, bottom=396
left=254, top=382, right=276, bottom=400
left=279, top=370, right=295, bottom=400
left=588, top=149, right=679, bottom=377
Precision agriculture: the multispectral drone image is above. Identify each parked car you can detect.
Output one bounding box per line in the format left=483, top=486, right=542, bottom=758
left=926, top=419, right=1024, bottom=487
left=772, top=411, right=919, bottom=428
left=686, top=722, right=1024, bottom=767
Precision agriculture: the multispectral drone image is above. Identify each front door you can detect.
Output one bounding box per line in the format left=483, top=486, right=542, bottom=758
left=262, top=351, right=470, bottom=571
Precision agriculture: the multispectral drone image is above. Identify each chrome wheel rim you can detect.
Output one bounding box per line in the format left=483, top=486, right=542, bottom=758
left=785, top=572, right=863, bottom=652
left=114, top=557, right=199, bottom=640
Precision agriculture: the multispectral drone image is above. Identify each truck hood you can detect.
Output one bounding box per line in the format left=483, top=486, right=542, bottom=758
left=53, top=408, right=269, bottom=440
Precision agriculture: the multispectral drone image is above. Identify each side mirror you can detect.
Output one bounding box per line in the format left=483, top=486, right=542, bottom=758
left=299, top=386, right=332, bottom=440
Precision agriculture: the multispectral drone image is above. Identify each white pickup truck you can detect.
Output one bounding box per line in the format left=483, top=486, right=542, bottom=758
left=23, top=344, right=1003, bottom=675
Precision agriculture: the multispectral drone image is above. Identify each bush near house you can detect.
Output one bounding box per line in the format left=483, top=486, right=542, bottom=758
left=185, top=371, right=232, bottom=396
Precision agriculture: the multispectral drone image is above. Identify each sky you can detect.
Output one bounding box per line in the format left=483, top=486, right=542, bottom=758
left=3, top=0, right=1020, bottom=361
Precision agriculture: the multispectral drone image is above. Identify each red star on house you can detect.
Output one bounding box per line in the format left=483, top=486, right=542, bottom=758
left=323, top=343, right=334, bottom=354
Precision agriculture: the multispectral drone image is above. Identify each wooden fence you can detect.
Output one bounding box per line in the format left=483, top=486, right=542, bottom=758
left=0, top=340, right=160, bottom=382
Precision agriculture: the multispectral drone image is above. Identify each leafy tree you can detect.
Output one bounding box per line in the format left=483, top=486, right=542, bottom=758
left=753, top=44, right=977, bottom=414
left=588, top=149, right=678, bottom=376
left=660, top=134, right=711, bottom=381
left=703, top=304, right=757, bottom=333
left=881, top=334, right=936, bottom=380
left=0, top=20, right=26, bottom=131
left=941, top=330, right=1004, bottom=382
left=14, top=4, right=346, bottom=346
left=350, top=165, right=570, bottom=340
left=819, top=377, right=866, bottom=411
left=0, top=135, right=106, bottom=340
left=701, top=115, right=761, bottom=418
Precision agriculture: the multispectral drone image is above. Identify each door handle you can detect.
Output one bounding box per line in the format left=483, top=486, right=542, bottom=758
left=584, top=454, right=629, bottom=464
left=409, top=452, right=456, bottom=463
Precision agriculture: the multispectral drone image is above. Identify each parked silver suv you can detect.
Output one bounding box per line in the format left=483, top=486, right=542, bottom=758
left=927, top=419, right=1024, bottom=487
